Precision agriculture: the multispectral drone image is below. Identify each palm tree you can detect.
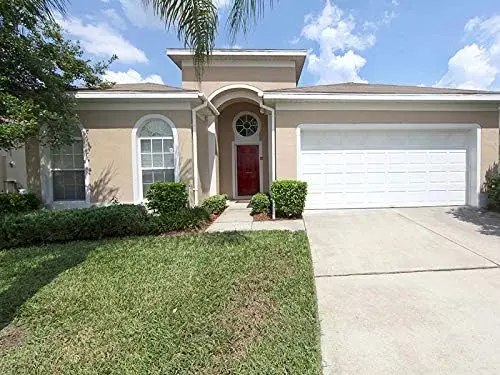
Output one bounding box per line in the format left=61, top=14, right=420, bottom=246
left=142, top=0, right=275, bottom=77
left=23, top=0, right=67, bottom=20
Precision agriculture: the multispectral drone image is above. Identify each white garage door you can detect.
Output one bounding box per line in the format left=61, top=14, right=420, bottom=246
left=299, top=128, right=472, bottom=209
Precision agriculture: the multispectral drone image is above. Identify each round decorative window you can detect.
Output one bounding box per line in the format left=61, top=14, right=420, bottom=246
left=235, top=114, right=259, bottom=137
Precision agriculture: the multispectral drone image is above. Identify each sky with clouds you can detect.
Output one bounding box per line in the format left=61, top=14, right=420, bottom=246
left=60, top=0, right=500, bottom=90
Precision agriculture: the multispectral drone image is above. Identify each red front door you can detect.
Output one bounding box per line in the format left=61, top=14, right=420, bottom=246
left=236, top=145, right=260, bottom=197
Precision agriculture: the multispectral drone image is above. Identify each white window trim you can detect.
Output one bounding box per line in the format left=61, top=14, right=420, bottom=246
left=132, top=114, right=180, bottom=203
left=40, top=125, right=91, bottom=209
left=296, top=123, right=482, bottom=208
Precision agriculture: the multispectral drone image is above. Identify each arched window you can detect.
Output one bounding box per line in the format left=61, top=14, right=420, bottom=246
left=51, top=126, right=86, bottom=201
left=137, top=117, right=177, bottom=198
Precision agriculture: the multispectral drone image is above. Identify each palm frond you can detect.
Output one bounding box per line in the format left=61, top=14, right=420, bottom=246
left=227, top=0, right=274, bottom=43
left=28, top=0, right=68, bottom=19
left=143, top=0, right=218, bottom=80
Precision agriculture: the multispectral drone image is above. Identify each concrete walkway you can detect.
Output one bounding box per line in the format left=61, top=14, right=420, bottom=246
left=305, top=207, right=500, bottom=374
left=206, top=201, right=305, bottom=232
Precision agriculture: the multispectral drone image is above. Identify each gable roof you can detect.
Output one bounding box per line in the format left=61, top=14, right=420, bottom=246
left=267, top=82, right=498, bottom=95
left=79, top=83, right=193, bottom=92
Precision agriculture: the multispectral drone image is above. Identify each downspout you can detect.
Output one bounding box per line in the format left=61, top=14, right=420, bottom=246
left=191, top=93, right=219, bottom=206
left=260, top=100, right=276, bottom=220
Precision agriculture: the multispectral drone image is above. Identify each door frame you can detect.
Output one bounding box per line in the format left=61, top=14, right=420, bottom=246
left=296, top=123, right=481, bottom=208
left=232, top=141, right=264, bottom=200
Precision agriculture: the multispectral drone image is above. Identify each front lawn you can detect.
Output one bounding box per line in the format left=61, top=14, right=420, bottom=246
left=0, top=231, right=321, bottom=374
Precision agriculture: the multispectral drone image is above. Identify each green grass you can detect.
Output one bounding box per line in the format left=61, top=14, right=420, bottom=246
left=0, top=231, right=321, bottom=374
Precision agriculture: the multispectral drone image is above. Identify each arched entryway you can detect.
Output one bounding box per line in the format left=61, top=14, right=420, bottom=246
left=209, top=85, right=270, bottom=199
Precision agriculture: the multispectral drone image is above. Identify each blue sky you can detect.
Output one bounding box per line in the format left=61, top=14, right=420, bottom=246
left=60, top=0, right=500, bottom=89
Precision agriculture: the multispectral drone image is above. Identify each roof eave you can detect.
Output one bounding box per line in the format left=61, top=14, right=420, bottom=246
left=263, top=93, right=500, bottom=102
left=74, top=91, right=200, bottom=100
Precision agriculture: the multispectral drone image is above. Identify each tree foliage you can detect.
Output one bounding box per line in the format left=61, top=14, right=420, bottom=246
left=0, top=0, right=114, bottom=151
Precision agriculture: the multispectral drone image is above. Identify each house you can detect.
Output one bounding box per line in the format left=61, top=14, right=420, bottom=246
left=15, top=49, right=500, bottom=209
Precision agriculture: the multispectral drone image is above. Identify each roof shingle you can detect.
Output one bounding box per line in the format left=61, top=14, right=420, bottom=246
left=267, top=82, right=498, bottom=94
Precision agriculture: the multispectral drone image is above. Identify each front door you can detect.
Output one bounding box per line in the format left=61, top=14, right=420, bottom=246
left=236, top=144, right=260, bottom=197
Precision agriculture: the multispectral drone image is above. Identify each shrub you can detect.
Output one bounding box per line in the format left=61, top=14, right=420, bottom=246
left=270, top=180, right=308, bottom=218
left=250, top=193, right=270, bottom=215
left=149, top=207, right=211, bottom=233
left=485, top=172, right=500, bottom=210
left=0, top=204, right=151, bottom=249
left=201, top=194, right=228, bottom=215
left=0, top=193, right=42, bottom=214
left=146, top=182, right=189, bottom=215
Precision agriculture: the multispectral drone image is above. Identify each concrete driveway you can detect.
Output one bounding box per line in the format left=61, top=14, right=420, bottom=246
left=304, top=207, right=500, bottom=374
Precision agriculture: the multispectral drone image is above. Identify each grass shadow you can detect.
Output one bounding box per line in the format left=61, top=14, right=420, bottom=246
left=0, top=241, right=100, bottom=331
left=447, top=206, right=500, bottom=237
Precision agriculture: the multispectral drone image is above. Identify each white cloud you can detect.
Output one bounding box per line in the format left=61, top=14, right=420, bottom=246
left=57, top=15, right=148, bottom=63
left=118, top=0, right=165, bottom=29
left=436, top=14, right=500, bottom=90
left=101, top=8, right=127, bottom=30
left=301, top=1, right=375, bottom=84
left=103, top=69, right=164, bottom=84
left=118, top=0, right=229, bottom=29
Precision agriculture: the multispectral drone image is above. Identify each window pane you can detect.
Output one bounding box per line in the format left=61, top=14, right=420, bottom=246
left=62, top=154, right=74, bottom=169
left=152, top=139, right=162, bottom=153
left=74, top=155, right=84, bottom=169
left=163, top=139, right=174, bottom=153
left=141, top=153, right=152, bottom=168
left=140, top=139, right=151, bottom=152
left=152, top=169, right=174, bottom=182
left=73, top=140, right=84, bottom=154
left=139, top=119, right=173, bottom=137
left=71, top=126, right=82, bottom=138
left=142, top=183, right=152, bottom=196
left=142, top=170, right=153, bottom=183
left=53, top=171, right=85, bottom=201
left=152, top=154, right=163, bottom=168
left=164, top=153, right=174, bottom=168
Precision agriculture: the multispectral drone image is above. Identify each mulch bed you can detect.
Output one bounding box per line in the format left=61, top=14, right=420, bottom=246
left=252, top=213, right=303, bottom=222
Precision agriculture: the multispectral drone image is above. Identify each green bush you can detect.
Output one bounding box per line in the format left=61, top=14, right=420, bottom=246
left=0, top=204, right=151, bottom=249
left=146, top=182, right=189, bottom=215
left=0, top=193, right=42, bottom=214
left=250, top=193, right=270, bottom=215
left=201, top=194, right=228, bottom=215
left=149, top=207, right=211, bottom=233
left=270, top=180, right=308, bottom=218
left=485, top=172, right=500, bottom=210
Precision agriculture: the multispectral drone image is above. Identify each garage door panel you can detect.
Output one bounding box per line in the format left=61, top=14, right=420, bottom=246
left=300, top=128, right=470, bottom=209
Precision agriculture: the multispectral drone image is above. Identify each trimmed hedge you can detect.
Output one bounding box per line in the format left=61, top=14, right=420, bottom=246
left=485, top=172, right=500, bottom=210
left=0, top=204, right=151, bottom=249
left=271, top=180, right=308, bottom=218
left=150, top=207, right=211, bottom=232
left=146, top=182, right=188, bottom=215
left=201, top=194, right=228, bottom=215
left=0, top=193, right=42, bottom=215
left=250, top=193, right=270, bottom=215
left=0, top=204, right=211, bottom=249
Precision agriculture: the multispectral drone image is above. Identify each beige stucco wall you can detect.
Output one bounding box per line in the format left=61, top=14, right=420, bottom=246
left=218, top=102, right=269, bottom=198
left=275, top=110, right=499, bottom=184
left=182, top=66, right=297, bottom=97
left=26, top=110, right=194, bottom=204
left=0, top=148, right=27, bottom=193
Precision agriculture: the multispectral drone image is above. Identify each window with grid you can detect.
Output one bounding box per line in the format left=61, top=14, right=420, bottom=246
left=51, top=127, right=85, bottom=201
left=139, top=119, right=176, bottom=197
